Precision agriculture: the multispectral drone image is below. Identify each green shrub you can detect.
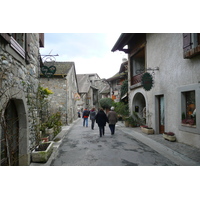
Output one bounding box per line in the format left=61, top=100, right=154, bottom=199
left=99, top=98, right=113, bottom=109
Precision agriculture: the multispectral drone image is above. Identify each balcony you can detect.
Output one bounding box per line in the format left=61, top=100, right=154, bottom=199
left=131, top=73, right=144, bottom=85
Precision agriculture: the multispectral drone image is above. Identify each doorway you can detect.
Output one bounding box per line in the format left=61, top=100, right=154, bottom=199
left=1, top=100, right=19, bottom=165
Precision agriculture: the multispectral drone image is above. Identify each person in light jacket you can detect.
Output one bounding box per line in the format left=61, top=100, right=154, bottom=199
left=107, top=106, right=118, bottom=135
left=90, top=108, right=96, bottom=130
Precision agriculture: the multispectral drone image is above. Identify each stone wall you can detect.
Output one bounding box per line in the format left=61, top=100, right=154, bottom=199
left=40, top=77, right=68, bottom=124
left=40, top=62, right=79, bottom=125
left=0, top=33, right=41, bottom=165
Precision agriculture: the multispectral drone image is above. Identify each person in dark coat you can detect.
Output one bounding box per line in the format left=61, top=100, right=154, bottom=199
left=90, top=108, right=96, bottom=130
left=95, top=108, right=108, bottom=137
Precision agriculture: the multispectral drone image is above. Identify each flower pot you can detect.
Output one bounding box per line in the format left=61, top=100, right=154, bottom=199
left=41, top=136, right=49, bottom=142
left=46, top=128, right=54, bottom=140
left=141, top=127, right=154, bottom=134
left=124, top=121, right=129, bottom=127
left=163, top=133, right=176, bottom=142
left=31, top=141, right=54, bottom=163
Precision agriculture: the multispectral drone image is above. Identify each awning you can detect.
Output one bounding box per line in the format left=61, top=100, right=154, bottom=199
left=121, top=93, right=127, bottom=100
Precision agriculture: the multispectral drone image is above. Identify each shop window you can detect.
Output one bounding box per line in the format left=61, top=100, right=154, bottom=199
left=181, top=91, right=196, bottom=127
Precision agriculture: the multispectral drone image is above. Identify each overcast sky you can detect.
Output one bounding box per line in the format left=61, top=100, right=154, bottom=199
left=39, top=33, right=127, bottom=79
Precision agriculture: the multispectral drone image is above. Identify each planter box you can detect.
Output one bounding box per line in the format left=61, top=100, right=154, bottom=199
left=31, top=141, right=54, bottom=163
left=141, top=127, right=154, bottom=134
left=163, top=133, right=176, bottom=142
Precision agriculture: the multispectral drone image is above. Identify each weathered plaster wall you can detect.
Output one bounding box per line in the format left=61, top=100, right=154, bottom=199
left=146, top=33, right=200, bottom=147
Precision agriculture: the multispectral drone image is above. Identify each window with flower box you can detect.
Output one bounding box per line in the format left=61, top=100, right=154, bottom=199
left=178, top=84, right=200, bottom=134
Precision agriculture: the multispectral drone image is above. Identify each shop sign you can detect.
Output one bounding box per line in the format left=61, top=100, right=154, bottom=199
left=141, top=72, right=154, bottom=91
left=41, top=65, right=56, bottom=78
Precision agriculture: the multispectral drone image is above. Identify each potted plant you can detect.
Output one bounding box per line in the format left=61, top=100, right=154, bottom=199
left=140, top=125, right=154, bottom=134
left=163, top=132, right=176, bottom=142
left=127, top=116, right=137, bottom=127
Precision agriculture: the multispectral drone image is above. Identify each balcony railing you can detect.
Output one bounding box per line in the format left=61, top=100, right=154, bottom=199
left=131, top=73, right=144, bottom=86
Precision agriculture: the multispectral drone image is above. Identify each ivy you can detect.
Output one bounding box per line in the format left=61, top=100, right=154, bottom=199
left=120, top=80, right=128, bottom=99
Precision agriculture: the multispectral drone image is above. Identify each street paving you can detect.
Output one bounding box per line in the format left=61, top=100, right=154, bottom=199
left=51, top=119, right=176, bottom=166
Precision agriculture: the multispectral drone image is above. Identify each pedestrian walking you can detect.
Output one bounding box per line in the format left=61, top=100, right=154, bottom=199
left=95, top=108, right=108, bottom=137
left=82, top=108, right=90, bottom=127
left=107, top=106, right=118, bottom=135
left=90, top=108, right=96, bottom=130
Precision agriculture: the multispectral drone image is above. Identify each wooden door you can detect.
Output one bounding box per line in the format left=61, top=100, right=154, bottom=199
left=159, top=95, right=165, bottom=134
left=1, top=100, right=19, bottom=166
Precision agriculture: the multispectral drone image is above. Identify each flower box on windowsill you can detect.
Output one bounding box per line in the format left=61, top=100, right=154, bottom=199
left=181, top=123, right=196, bottom=128
left=140, top=126, right=154, bottom=134
left=163, top=132, right=176, bottom=142
left=182, top=119, right=196, bottom=128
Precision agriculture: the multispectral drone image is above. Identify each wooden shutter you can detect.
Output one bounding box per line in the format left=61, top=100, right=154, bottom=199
left=183, top=33, right=191, bottom=52
left=0, top=33, right=11, bottom=43
left=39, top=33, right=44, bottom=47
left=197, top=33, right=200, bottom=45
left=25, top=34, right=31, bottom=64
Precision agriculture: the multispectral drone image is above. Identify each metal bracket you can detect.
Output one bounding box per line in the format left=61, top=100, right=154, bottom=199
left=147, top=67, right=159, bottom=75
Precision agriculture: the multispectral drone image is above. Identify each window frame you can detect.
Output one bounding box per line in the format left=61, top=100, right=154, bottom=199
left=183, top=33, right=200, bottom=58
left=178, top=83, right=200, bottom=134
left=130, top=46, right=146, bottom=87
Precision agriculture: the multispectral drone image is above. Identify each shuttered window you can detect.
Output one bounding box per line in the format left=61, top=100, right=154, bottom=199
left=0, top=33, right=31, bottom=63
left=183, top=33, right=200, bottom=58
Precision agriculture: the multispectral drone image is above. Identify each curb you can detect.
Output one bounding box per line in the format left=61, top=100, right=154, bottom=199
left=118, top=126, right=200, bottom=166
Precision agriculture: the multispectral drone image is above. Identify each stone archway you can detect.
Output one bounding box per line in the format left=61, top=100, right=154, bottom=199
left=132, top=92, right=146, bottom=120
left=0, top=98, right=28, bottom=166
left=1, top=99, right=19, bottom=165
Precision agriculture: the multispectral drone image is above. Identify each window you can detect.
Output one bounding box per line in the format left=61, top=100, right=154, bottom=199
left=183, top=33, right=200, bottom=58
left=130, top=47, right=145, bottom=86
left=181, top=91, right=196, bottom=127
left=11, top=33, right=25, bottom=48
left=10, top=33, right=26, bottom=58
left=178, top=83, right=200, bottom=134
left=0, top=33, right=38, bottom=64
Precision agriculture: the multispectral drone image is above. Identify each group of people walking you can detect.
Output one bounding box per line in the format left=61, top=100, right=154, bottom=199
left=82, top=107, right=118, bottom=137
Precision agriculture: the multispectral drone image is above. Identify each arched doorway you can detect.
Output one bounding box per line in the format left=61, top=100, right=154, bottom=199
left=1, top=99, right=19, bottom=166
left=132, top=92, right=146, bottom=120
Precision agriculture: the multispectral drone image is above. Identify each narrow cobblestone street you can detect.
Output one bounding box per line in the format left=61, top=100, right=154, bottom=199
left=51, top=119, right=176, bottom=166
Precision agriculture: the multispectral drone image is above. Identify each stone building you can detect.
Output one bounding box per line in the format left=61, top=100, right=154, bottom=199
left=107, top=59, right=128, bottom=102
left=0, top=33, right=44, bottom=165
left=40, top=61, right=79, bottom=125
left=112, top=33, right=200, bottom=148
left=76, top=73, right=110, bottom=111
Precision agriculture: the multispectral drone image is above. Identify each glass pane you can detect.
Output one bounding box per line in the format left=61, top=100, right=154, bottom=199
left=160, top=96, right=164, bottom=126
left=186, top=91, right=195, bottom=118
